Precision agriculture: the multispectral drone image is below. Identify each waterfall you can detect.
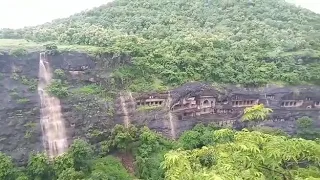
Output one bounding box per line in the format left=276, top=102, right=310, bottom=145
left=119, top=92, right=130, bottom=128
left=38, top=53, right=68, bottom=158
left=167, top=91, right=176, bottom=139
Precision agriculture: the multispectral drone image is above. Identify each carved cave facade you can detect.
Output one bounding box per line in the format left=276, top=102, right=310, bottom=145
left=130, top=83, right=320, bottom=128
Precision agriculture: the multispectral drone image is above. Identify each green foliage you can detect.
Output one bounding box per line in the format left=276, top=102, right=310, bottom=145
left=110, top=125, right=138, bottom=151
left=1, top=0, right=320, bottom=89
left=100, top=125, right=174, bottom=179
left=163, top=129, right=320, bottom=179
left=72, top=84, right=103, bottom=96
left=52, top=153, right=74, bottom=176
left=296, top=117, right=320, bottom=140
left=68, top=139, right=94, bottom=173
left=242, top=104, right=273, bottom=122
left=44, top=43, right=58, bottom=51
left=88, top=129, right=103, bottom=138
left=27, top=153, right=53, bottom=179
left=53, top=69, right=65, bottom=80
left=20, top=76, right=37, bottom=91
left=0, top=152, right=16, bottom=180
left=24, top=122, right=37, bottom=139
left=297, top=116, right=313, bottom=129
left=57, top=168, right=85, bottom=180
left=251, top=126, right=289, bottom=137
left=17, top=98, right=30, bottom=104
left=15, top=171, right=29, bottom=180
left=106, top=105, right=115, bottom=117
left=136, top=105, right=162, bottom=112
left=9, top=48, right=27, bottom=57
left=178, top=123, right=221, bottom=150
left=11, top=73, right=19, bottom=80
left=10, top=74, right=37, bottom=91
left=2, top=124, right=320, bottom=179
left=47, top=79, right=69, bottom=98
left=0, top=137, right=133, bottom=180
left=9, top=91, right=20, bottom=99
left=89, top=156, right=131, bottom=180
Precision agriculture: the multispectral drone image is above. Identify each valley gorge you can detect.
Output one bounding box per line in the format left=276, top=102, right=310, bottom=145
left=1, top=51, right=320, bottom=163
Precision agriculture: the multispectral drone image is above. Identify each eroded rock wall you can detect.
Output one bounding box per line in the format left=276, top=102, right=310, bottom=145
left=0, top=52, right=42, bottom=164
left=0, top=51, right=127, bottom=163
left=1, top=51, right=320, bottom=163
left=121, top=82, right=320, bottom=137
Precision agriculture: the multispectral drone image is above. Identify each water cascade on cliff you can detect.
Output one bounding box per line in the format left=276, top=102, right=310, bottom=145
left=119, top=92, right=131, bottom=128
left=167, top=91, right=176, bottom=139
left=38, top=53, right=68, bottom=158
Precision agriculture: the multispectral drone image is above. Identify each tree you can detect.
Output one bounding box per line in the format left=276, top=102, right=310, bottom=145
left=296, top=116, right=320, bottom=140
left=163, top=129, right=320, bottom=179
left=69, top=139, right=94, bottom=173
left=242, top=104, right=273, bottom=122
left=0, top=152, right=16, bottom=180
left=89, top=156, right=131, bottom=180
left=178, top=130, right=202, bottom=150
left=110, top=125, right=138, bottom=151
left=178, top=123, right=221, bottom=150
left=135, top=127, right=173, bottom=179
left=57, top=168, right=85, bottom=180
left=26, top=153, right=53, bottom=180
left=53, top=153, right=74, bottom=176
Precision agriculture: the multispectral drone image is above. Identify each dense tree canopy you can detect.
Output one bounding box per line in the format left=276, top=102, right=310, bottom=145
left=0, top=0, right=320, bottom=178
left=1, top=0, right=320, bottom=91
left=163, top=129, right=320, bottom=180
left=0, top=124, right=319, bottom=179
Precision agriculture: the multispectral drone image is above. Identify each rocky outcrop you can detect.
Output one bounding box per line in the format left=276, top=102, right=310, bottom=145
left=121, top=82, right=320, bottom=137
left=0, top=51, right=122, bottom=163
left=1, top=51, right=320, bottom=163
left=0, top=52, right=42, bottom=164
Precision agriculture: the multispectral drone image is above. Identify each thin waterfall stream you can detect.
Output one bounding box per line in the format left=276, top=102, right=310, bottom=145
left=38, top=53, right=68, bottom=158
left=167, top=91, right=176, bottom=139
left=119, top=92, right=130, bottom=128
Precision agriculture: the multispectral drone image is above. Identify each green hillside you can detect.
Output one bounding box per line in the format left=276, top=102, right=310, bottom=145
left=1, top=0, right=320, bottom=90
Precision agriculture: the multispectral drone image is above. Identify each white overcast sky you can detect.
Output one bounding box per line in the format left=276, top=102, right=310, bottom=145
left=0, top=0, right=112, bottom=28
left=293, top=0, right=320, bottom=13
left=0, top=0, right=319, bottom=29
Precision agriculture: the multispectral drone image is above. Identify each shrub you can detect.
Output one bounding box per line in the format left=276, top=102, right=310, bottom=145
left=72, top=84, right=103, bottom=96
left=47, top=79, right=69, bottom=98
left=20, top=76, right=37, bottom=91
left=10, top=73, right=19, bottom=80
left=89, top=156, right=131, bottom=180
left=10, top=48, right=27, bottom=57
left=53, top=69, right=65, bottom=79
left=17, top=98, right=30, bottom=104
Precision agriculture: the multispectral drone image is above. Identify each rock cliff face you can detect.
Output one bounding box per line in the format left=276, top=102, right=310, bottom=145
left=0, top=51, right=320, bottom=163
left=0, top=51, right=121, bottom=163
left=0, top=52, right=42, bottom=164
left=125, top=82, right=320, bottom=137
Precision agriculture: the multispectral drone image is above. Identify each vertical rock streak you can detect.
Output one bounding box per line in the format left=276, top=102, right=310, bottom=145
left=38, top=53, right=68, bottom=158
left=120, top=92, right=130, bottom=128
left=167, top=91, right=176, bottom=139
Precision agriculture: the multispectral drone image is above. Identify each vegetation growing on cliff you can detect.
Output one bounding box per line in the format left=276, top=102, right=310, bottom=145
left=296, top=116, right=320, bottom=140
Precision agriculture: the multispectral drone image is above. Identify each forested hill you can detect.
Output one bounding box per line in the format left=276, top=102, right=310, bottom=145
left=1, top=0, right=320, bottom=91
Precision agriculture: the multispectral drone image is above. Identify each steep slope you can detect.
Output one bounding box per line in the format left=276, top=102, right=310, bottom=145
left=1, top=0, right=320, bottom=90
